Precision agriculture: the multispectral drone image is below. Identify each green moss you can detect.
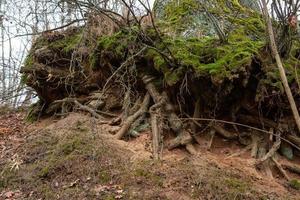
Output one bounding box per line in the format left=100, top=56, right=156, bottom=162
left=20, top=74, right=28, bottom=85
left=162, top=0, right=199, bottom=34
left=98, top=171, right=111, bottom=183
left=145, top=27, right=264, bottom=85
left=133, top=165, right=163, bottom=187
left=24, top=53, right=34, bottom=68
left=89, top=29, right=137, bottom=69
left=289, top=179, right=300, bottom=190
left=224, top=178, right=249, bottom=193
left=49, top=32, right=82, bottom=53
left=38, top=166, right=50, bottom=178
left=25, top=101, right=42, bottom=122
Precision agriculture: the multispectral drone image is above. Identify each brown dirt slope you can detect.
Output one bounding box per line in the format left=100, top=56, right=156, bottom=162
left=0, top=112, right=299, bottom=200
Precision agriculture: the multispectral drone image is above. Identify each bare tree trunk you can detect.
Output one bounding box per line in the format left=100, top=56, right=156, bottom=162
left=261, top=0, right=300, bottom=133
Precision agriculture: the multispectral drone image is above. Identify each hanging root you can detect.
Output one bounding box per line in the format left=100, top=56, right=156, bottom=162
left=142, top=75, right=196, bottom=154
left=115, top=93, right=150, bottom=139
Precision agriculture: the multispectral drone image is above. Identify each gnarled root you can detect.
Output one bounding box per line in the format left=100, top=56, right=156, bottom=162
left=272, top=157, right=290, bottom=181
left=150, top=103, right=162, bottom=160
left=115, top=93, right=150, bottom=139
left=143, top=75, right=196, bottom=154
left=256, top=132, right=281, bottom=165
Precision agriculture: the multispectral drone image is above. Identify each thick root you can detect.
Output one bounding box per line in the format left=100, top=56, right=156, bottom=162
left=115, top=93, right=150, bottom=139
left=150, top=103, right=162, bottom=160
left=143, top=75, right=195, bottom=152
left=272, top=157, right=291, bottom=181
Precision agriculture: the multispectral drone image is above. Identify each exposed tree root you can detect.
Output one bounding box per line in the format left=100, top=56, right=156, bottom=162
left=207, top=129, right=216, bottom=150
left=271, top=157, right=291, bottom=181
left=256, top=133, right=281, bottom=165
left=142, top=75, right=195, bottom=153
left=286, top=135, right=300, bottom=147
left=115, top=93, right=150, bottom=139
left=212, top=125, right=237, bottom=139
left=168, top=131, right=193, bottom=150
left=251, top=134, right=260, bottom=158
left=283, top=163, right=300, bottom=175
left=53, top=98, right=102, bottom=119
left=191, top=98, right=201, bottom=133
left=226, top=144, right=252, bottom=159
left=150, top=103, right=162, bottom=160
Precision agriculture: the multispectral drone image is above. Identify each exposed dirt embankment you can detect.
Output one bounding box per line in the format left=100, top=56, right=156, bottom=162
left=0, top=112, right=299, bottom=200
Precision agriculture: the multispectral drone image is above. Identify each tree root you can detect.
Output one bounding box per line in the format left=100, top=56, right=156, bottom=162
left=286, top=134, right=300, bottom=147
left=256, top=133, right=281, bottom=165
left=150, top=103, right=162, bottom=160
left=52, top=98, right=102, bottom=119
left=283, top=163, right=300, bottom=175
left=142, top=75, right=195, bottom=153
left=212, top=125, right=237, bottom=139
left=226, top=144, right=252, bottom=159
left=251, top=134, right=260, bottom=158
left=271, top=157, right=291, bottom=181
left=115, top=93, right=150, bottom=139
left=207, top=129, right=216, bottom=150
left=168, top=131, right=193, bottom=149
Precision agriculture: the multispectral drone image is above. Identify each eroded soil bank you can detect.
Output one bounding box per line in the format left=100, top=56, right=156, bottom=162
left=0, top=112, right=299, bottom=200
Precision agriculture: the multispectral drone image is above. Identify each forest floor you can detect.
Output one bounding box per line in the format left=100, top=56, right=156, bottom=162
left=0, top=111, right=300, bottom=200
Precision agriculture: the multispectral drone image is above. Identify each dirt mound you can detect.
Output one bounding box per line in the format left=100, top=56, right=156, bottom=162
left=0, top=113, right=299, bottom=199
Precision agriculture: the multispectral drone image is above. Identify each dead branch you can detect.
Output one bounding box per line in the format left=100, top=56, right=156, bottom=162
left=115, top=93, right=150, bottom=139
